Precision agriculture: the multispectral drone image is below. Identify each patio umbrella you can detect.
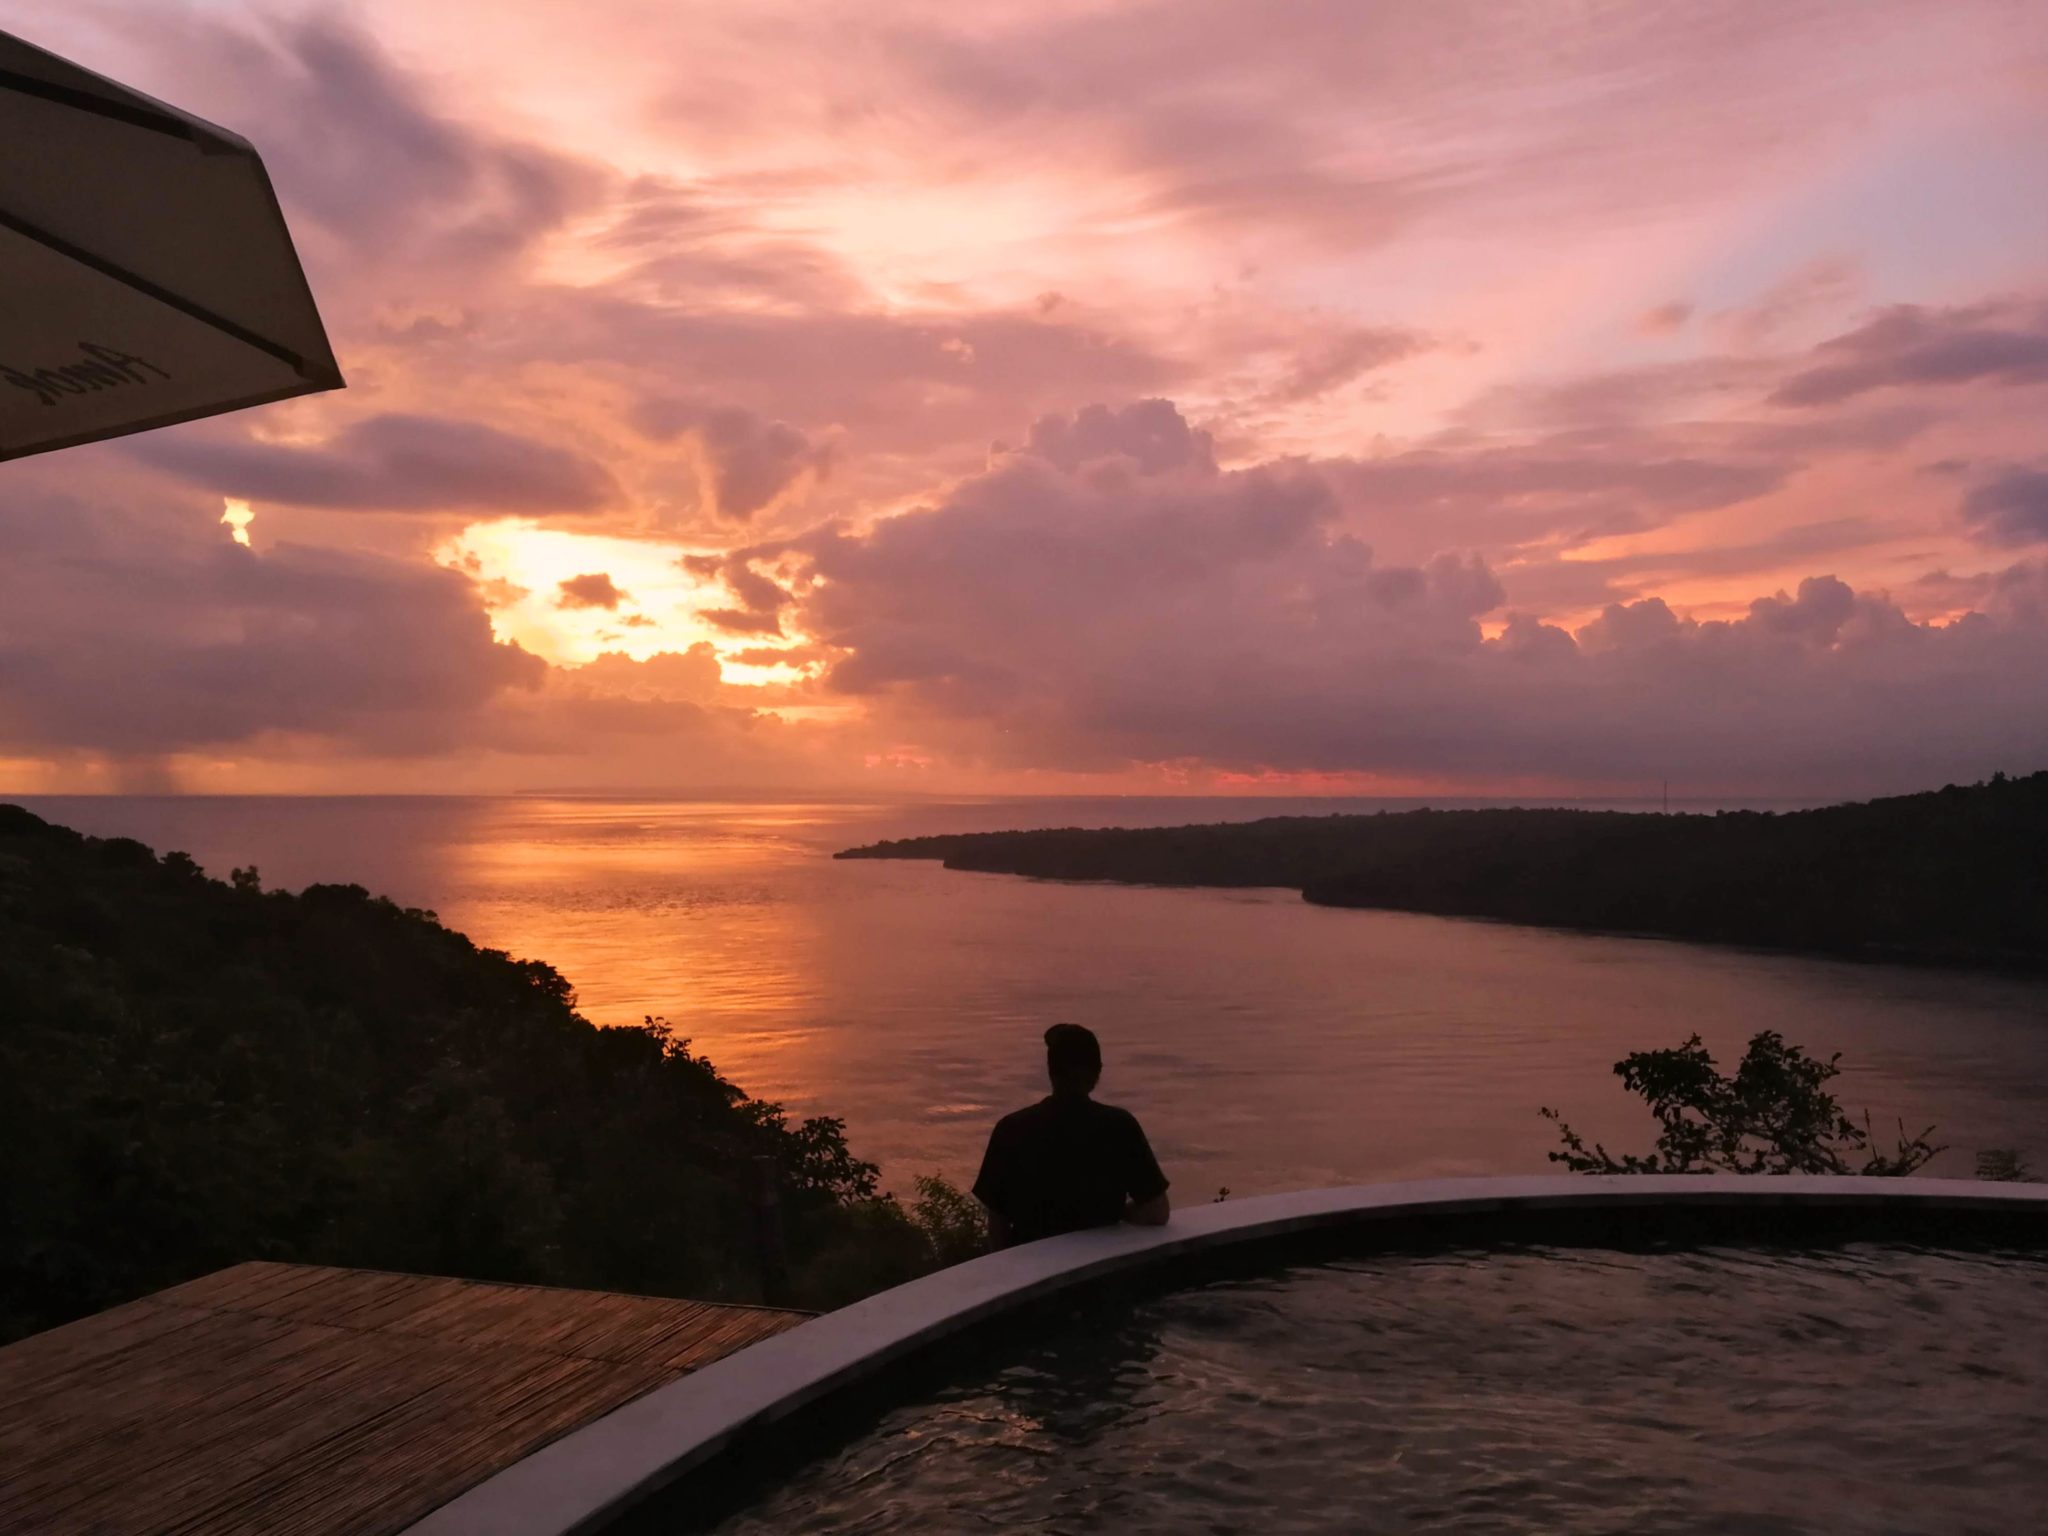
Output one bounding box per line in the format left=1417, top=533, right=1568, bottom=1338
left=0, top=28, right=342, bottom=462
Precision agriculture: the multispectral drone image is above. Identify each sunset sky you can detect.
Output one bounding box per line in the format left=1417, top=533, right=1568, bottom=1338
left=5, top=0, right=2048, bottom=797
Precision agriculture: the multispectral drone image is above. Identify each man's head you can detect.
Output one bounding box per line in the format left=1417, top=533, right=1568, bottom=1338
left=1044, top=1022, right=1102, bottom=1096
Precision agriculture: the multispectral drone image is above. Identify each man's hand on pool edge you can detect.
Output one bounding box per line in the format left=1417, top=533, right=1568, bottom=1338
left=1126, top=1190, right=1170, bottom=1227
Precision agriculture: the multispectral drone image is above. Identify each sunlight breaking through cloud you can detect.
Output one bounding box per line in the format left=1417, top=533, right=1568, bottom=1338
left=437, top=520, right=815, bottom=686
left=219, top=499, right=254, bottom=547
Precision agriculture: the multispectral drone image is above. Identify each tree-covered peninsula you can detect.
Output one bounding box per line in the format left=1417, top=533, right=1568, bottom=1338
left=839, top=773, right=2048, bottom=968
left=0, top=804, right=968, bottom=1345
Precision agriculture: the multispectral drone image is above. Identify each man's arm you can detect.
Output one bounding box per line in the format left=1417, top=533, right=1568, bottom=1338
left=1126, top=1189, right=1170, bottom=1226
left=972, top=1120, right=1015, bottom=1250
left=1120, top=1110, right=1171, bottom=1228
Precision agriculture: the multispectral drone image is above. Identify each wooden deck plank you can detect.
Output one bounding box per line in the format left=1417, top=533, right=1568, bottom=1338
left=4, top=1311, right=691, bottom=1532
left=158, top=1353, right=638, bottom=1536
left=211, top=1355, right=675, bottom=1536
left=0, top=1296, right=199, bottom=1398
left=0, top=1264, right=811, bottom=1536
left=0, top=1316, right=409, bottom=1527
left=156, top=1259, right=339, bottom=1313
left=654, top=1305, right=797, bottom=1373
left=12, top=1327, right=560, bottom=1522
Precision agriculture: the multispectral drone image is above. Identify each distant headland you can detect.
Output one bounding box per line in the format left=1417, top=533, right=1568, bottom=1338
left=837, top=772, right=2048, bottom=969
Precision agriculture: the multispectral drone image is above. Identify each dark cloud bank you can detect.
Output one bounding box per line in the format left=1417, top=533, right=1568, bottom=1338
left=734, top=400, right=2048, bottom=792
left=0, top=493, right=539, bottom=761
left=133, top=414, right=619, bottom=514
left=16, top=371, right=2048, bottom=790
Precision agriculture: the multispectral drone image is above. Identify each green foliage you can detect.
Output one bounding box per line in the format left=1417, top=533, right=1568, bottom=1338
left=0, top=804, right=948, bottom=1343
left=1541, top=1030, right=1943, bottom=1176
left=784, top=1197, right=933, bottom=1312
left=777, top=1174, right=988, bottom=1311
left=908, top=1173, right=990, bottom=1267
left=844, top=772, right=2048, bottom=967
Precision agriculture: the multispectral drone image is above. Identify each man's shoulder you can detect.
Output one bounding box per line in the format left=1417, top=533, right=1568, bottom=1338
left=992, top=1099, right=1053, bottom=1134
left=992, top=1096, right=1145, bottom=1136
left=1087, top=1100, right=1145, bottom=1132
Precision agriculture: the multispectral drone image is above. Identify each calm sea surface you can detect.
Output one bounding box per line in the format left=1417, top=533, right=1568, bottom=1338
left=14, top=795, right=2048, bottom=1195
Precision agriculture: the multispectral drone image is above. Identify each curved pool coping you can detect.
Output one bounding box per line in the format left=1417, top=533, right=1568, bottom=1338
left=404, top=1173, right=2048, bottom=1536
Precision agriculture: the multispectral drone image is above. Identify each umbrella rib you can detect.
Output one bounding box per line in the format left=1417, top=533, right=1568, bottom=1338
left=0, top=205, right=332, bottom=381
left=0, top=66, right=200, bottom=142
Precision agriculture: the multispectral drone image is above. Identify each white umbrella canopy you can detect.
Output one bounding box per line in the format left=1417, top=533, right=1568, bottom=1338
left=0, top=29, right=342, bottom=462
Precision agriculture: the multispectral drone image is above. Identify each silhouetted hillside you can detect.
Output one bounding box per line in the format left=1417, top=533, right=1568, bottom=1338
left=0, top=805, right=949, bottom=1344
left=838, top=773, right=2048, bottom=967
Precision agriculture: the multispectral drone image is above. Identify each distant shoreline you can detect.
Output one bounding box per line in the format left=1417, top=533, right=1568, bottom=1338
left=3, top=789, right=1834, bottom=810
left=838, top=774, right=2048, bottom=974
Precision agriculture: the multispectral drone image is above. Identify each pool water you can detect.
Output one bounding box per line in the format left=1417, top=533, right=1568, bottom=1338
left=709, top=1246, right=2048, bottom=1535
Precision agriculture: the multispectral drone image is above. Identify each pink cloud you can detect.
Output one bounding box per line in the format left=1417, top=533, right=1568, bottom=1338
left=555, top=573, right=628, bottom=610
left=5, top=1, right=2048, bottom=793
left=134, top=414, right=620, bottom=514
left=0, top=491, right=540, bottom=761
left=1959, top=465, right=2048, bottom=547
left=633, top=401, right=833, bottom=521
left=1639, top=302, right=1693, bottom=336
left=1772, top=303, right=2048, bottom=406
left=763, top=401, right=2048, bottom=793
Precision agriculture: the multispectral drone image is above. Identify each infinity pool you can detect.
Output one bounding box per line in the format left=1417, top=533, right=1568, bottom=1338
left=707, top=1245, right=2048, bottom=1534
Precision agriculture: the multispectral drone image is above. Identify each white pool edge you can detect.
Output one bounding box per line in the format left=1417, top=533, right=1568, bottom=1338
left=403, top=1173, right=2048, bottom=1536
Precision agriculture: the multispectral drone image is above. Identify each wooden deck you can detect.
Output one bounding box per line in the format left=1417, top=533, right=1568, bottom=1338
left=0, top=1261, right=811, bottom=1536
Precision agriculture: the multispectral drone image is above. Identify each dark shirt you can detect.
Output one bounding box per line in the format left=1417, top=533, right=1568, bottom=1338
left=972, top=1094, right=1169, bottom=1244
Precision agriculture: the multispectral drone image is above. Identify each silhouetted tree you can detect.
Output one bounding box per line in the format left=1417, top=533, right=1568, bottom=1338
left=1540, top=1031, right=1942, bottom=1175
left=0, top=804, right=965, bottom=1343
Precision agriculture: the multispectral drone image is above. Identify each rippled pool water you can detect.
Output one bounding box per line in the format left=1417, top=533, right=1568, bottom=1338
left=710, top=1246, right=2048, bottom=1535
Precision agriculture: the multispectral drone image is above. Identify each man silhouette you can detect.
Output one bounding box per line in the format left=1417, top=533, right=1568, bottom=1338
left=972, top=1023, right=1170, bottom=1248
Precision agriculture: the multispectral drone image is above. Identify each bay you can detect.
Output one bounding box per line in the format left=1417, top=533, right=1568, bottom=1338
left=14, top=794, right=2047, bottom=1197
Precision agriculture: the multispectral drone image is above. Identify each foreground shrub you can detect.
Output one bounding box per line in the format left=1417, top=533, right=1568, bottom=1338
left=1541, top=1030, right=1943, bottom=1176
left=0, top=805, right=958, bottom=1341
